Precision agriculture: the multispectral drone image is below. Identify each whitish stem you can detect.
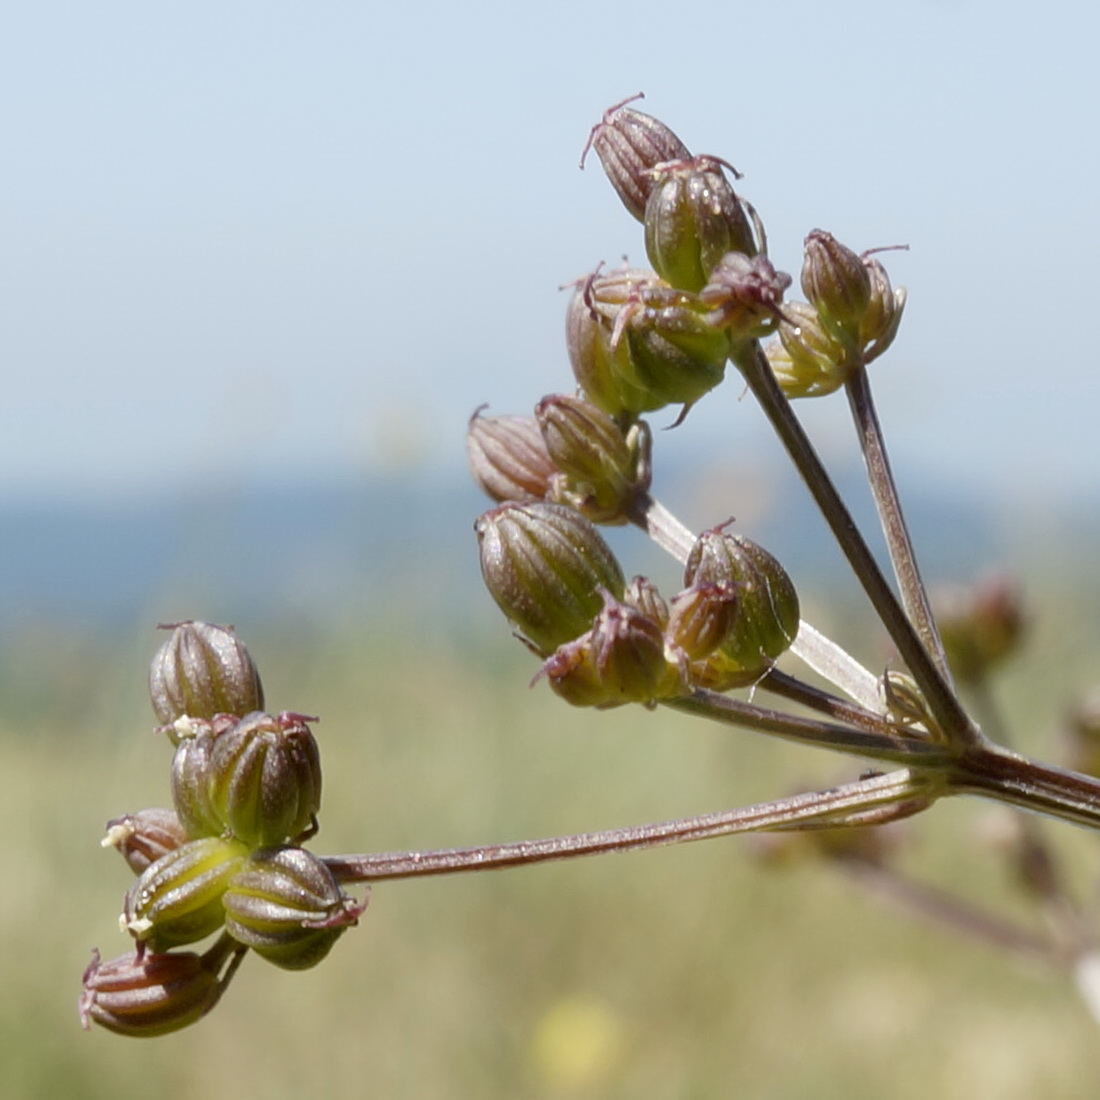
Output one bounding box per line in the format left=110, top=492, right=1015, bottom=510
left=788, top=621, right=882, bottom=711
left=628, top=490, right=696, bottom=560
left=1073, top=955, right=1100, bottom=1028
left=845, top=368, right=953, bottom=685
left=323, top=768, right=936, bottom=884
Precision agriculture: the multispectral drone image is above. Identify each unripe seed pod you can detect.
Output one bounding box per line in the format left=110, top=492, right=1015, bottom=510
left=475, top=501, right=626, bottom=655
left=170, top=716, right=235, bottom=839
left=536, top=394, right=633, bottom=490
left=699, top=252, right=791, bottom=344
left=767, top=301, right=850, bottom=399
left=536, top=394, right=648, bottom=524
left=539, top=591, right=680, bottom=709
left=584, top=96, right=692, bottom=222
left=467, top=409, right=556, bottom=504
left=122, top=836, right=248, bottom=952
left=665, top=581, right=740, bottom=663
left=684, top=531, right=799, bottom=688
left=644, top=156, right=757, bottom=293
left=149, top=621, right=264, bottom=732
left=617, top=291, right=732, bottom=411
left=800, top=229, right=872, bottom=347
left=80, top=947, right=225, bottom=1038
left=568, top=268, right=731, bottom=418
left=882, top=670, right=941, bottom=737
left=565, top=277, right=660, bottom=419
left=208, top=712, right=323, bottom=849
left=623, top=575, right=669, bottom=631
left=859, top=256, right=907, bottom=362
left=223, top=846, right=366, bottom=970
left=103, top=809, right=190, bottom=875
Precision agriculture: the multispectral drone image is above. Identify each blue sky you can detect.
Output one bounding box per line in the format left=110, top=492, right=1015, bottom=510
left=2, top=0, right=1098, bottom=505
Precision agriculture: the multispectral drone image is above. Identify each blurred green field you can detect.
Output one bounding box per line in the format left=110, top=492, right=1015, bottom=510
left=6, top=596, right=1100, bottom=1100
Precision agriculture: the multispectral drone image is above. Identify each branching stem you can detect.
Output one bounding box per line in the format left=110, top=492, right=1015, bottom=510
left=731, top=341, right=980, bottom=749
left=665, top=688, right=948, bottom=765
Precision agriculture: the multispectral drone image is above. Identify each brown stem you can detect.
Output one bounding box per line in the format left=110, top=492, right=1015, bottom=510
left=732, top=341, right=979, bottom=749
left=759, top=667, right=909, bottom=740
left=323, top=769, right=935, bottom=884
left=949, top=743, right=1100, bottom=832
left=666, top=688, right=952, bottom=766
left=836, top=855, right=1063, bottom=965
left=844, top=368, right=953, bottom=685
left=963, top=677, right=1088, bottom=952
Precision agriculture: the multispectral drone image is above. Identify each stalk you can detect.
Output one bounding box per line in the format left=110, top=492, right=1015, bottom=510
left=731, top=340, right=980, bottom=749
left=324, top=768, right=936, bottom=884
left=322, top=743, right=1100, bottom=893
left=759, top=667, right=901, bottom=739
left=672, top=685, right=1100, bottom=834
left=787, top=621, right=883, bottom=712
left=835, top=856, right=1063, bottom=965
left=665, top=688, right=949, bottom=765
left=844, top=367, right=952, bottom=682
left=948, top=744, right=1100, bottom=832
left=627, top=490, right=695, bottom=561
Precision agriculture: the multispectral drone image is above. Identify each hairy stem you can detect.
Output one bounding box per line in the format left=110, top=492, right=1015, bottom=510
left=324, top=769, right=936, bottom=884
left=845, top=368, right=952, bottom=684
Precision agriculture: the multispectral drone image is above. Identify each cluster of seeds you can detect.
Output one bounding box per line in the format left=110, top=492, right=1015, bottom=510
left=81, top=622, right=365, bottom=1038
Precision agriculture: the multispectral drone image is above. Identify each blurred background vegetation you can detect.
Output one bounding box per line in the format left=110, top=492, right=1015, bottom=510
left=7, top=466, right=1100, bottom=1100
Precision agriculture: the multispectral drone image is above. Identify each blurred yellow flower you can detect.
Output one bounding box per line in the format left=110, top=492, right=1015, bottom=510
left=530, top=993, right=626, bottom=1091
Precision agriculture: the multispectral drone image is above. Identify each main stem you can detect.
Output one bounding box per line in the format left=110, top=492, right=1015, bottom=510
left=949, top=744, right=1100, bottom=832
left=671, top=688, right=1100, bottom=829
